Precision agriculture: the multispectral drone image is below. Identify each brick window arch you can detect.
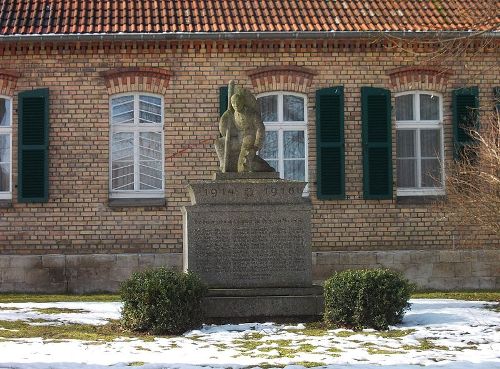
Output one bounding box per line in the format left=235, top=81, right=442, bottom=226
left=101, top=67, right=171, bottom=95
left=387, top=66, right=453, bottom=94
left=247, top=66, right=316, bottom=95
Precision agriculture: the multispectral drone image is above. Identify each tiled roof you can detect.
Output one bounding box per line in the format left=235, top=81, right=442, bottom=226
left=0, top=0, right=498, bottom=36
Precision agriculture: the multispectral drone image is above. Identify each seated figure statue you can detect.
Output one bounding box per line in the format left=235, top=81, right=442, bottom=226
left=215, top=81, right=275, bottom=173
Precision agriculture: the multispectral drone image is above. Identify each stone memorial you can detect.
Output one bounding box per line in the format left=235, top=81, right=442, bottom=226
left=182, top=82, right=322, bottom=320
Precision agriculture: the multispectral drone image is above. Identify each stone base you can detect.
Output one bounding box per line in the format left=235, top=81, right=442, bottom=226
left=183, top=178, right=312, bottom=288
left=203, top=286, right=324, bottom=321
left=312, top=250, right=500, bottom=290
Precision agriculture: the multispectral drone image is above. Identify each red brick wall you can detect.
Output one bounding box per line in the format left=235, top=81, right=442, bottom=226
left=0, top=39, right=498, bottom=255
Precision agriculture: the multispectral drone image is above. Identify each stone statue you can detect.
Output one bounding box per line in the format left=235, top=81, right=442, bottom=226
left=215, top=81, right=275, bottom=173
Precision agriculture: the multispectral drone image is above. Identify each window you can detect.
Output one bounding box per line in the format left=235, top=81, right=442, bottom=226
left=257, top=92, right=308, bottom=184
left=395, top=91, right=444, bottom=196
left=0, top=96, right=12, bottom=200
left=110, top=93, right=164, bottom=198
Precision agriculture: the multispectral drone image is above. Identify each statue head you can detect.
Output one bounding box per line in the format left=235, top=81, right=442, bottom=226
left=231, top=87, right=258, bottom=114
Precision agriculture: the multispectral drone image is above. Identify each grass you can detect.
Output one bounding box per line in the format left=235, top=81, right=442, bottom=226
left=485, top=303, right=500, bottom=312
left=33, top=307, right=90, bottom=314
left=402, top=338, right=449, bottom=351
left=2, top=291, right=497, bottom=304
left=237, top=338, right=317, bottom=359
left=293, top=361, right=326, bottom=368
left=0, top=294, right=120, bottom=303
left=412, top=291, right=500, bottom=302
left=367, top=347, right=404, bottom=355
left=235, top=338, right=263, bottom=352
left=0, top=319, right=154, bottom=342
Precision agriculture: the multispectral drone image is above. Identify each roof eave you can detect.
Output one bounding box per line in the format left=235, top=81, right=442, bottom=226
left=0, top=30, right=498, bottom=42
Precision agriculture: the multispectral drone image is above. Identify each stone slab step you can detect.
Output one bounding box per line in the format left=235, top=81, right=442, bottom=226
left=207, top=286, right=323, bottom=297
left=203, top=287, right=324, bottom=321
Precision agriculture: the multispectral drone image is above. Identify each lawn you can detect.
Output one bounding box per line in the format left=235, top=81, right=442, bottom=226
left=0, top=292, right=498, bottom=369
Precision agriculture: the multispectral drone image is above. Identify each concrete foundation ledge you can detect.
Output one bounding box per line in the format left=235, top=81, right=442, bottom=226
left=0, top=253, right=183, bottom=294
left=312, top=249, right=500, bottom=290
left=1, top=249, right=498, bottom=293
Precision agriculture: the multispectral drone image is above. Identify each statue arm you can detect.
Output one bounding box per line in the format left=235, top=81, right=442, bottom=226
left=219, top=112, right=230, bottom=136
left=254, top=118, right=266, bottom=150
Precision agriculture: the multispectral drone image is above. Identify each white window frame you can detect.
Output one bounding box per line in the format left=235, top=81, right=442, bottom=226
left=0, top=96, right=12, bottom=200
left=257, top=91, right=309, bottom=190
left=396, top=91, right=445, bottom=196
left=109, top=92, right=165, bottom=199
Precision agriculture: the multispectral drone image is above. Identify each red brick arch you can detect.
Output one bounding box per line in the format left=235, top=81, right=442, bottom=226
left=0, top=70, right=20, bottom=96
left=100, top=67, right=171, bottom=95
left=247, top=66, right=317, bottom=94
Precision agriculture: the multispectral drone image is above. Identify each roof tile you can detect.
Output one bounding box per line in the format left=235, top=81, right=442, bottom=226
left=0, top=0, right=498, bottom=36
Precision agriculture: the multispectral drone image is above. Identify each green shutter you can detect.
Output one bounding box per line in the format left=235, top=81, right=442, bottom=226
left=362, top=87, right=392, bottom=199
left=219, top=86, right=228, bottom=117
left=18, top=88, right=49, bottom=202
left=452, top=87, right=479, bottom=159
left=316, top=86, right=345, bottom=199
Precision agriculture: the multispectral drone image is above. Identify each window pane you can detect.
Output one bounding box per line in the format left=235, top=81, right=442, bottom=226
left=396, top=94, right=414, bottom=121
left=139, top=96, right=162, bottom=124
left=420, top=94, right=440, bottom=120
left=421, top=158, right=442, bottom=187
left=397, top=130, right=415, bottom=158
left=283, top=95, right=304, bottom=121
left=139, top=132, right=162, bottom=161
left=284, top=160, right=305, bottom=181
left=112, top=132, right=134, bottom=161
left=111, top=132, right=134, bottom=190
left=139, top=161, right=163, bottom=190
left=139, top=132, right=162, bottom=190
left=421, top=129, right=441, bottom=158
left=259, top=95, right=278, bottom=122
left=397, top=158, right=417, bottom=188
left=140, top=95, right=161, bottom=106
left=283, top=131, right=305, bottom=159
left=111, top=96, right=134, bottom=124
left=260, top=130, right=278, bottom=159
left=0, top=134, right=10, bottom=163
left=0, top=98, right=10, bottom=127
left=0, top=163, right=9, bottom=192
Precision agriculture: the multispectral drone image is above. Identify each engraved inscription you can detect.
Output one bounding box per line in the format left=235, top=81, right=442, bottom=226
left=200, top=185, right=298, bottom=198
left=187, top=211, right=310, bottom=287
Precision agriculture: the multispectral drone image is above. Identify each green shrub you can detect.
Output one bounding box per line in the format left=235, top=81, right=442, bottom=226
left=323, top=269, right=414, bottom=330
left=120, top=268, right=207, bottom=335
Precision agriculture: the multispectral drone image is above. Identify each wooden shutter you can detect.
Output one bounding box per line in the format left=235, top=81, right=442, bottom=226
left=219, top=86, right=228, bottom=117
left=316, top=87, right=345, bottom=199
left=18, top=88, right=49, bottom=202
left=452, top=87, right=479, bottom=159
left=362, top=87, right=392, bottom=199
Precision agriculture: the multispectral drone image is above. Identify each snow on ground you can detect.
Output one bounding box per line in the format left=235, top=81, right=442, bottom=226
left=0, top=299, right=499, bottom=369
left=0, top=302, right=121, bottom=325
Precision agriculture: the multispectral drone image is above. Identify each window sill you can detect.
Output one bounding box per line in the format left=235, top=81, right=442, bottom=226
left=0, top=199, right=12, bottom=208
left=396, top=195, right=446, bottom=206
left=108, top=198, right=166, bottom=208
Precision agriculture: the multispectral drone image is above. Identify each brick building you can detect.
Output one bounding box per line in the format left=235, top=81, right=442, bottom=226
left=0, top=1, right=498, bottom=292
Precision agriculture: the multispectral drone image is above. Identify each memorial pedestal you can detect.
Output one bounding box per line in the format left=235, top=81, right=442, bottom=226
left=182, top=173, right=323, bottom=320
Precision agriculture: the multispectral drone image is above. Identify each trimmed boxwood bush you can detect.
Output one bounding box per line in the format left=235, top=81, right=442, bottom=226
left=324, top=269, right=414, bottom=330
left=120, top=268, right=207, bottom=335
